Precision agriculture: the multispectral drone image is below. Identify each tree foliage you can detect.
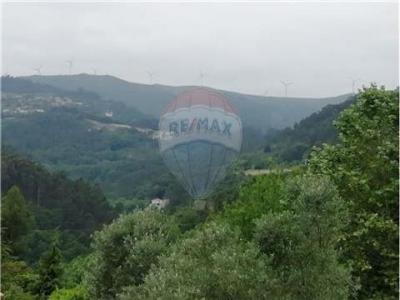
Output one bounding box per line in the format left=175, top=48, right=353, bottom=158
left=2, top=81, right=397, bottom=300
left=84, top=210, right=180, bottom=299
left=1, top=258, right=38, bottom=300
left=254, top=175, right=352, bottom=299
left=48, top=286, right=89, bottom=300
left=117, top=175, right=351, bottom=300
left=1, top=186, right=34, bottom=247
left=36, top=242, right=63, bottom=297
left=218, top=173, right=284, bottom=238
left=120, top=222, right=277, bottom=300
left=309, top=85, right=399, bottom=298
left=1, top=150, right=115, bottom=262
left=264, top=97, right=355, bottom=163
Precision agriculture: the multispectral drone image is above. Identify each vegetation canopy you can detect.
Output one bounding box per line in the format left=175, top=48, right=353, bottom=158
left=1, top=79, right=398, bottom=300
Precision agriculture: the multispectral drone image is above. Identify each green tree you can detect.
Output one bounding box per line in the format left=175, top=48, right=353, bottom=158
left=37, top=242, right=63, bottom=297
left=1, top=185, right=34, bottom=246
left=2, top=285, right=37, bottom=300
left=173, top=206, right=207, bottom=232
left=1, top=237, right=37, bottom=299
left=120, top=222, right=278, bottom=300
left=254, top=175, right=352, bottom=299
left=1, top=258, right=38, bottom=300
left=59, top=255, right=90, bottom=289
left=218, top=173, right=285, bottom=239
left=84, top=209, right=180, bottom=299
left=309, top=85, right=399, bottom=298
left=49, top=286, right=89, bottom=300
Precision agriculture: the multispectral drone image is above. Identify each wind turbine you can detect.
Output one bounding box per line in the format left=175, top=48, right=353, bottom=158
left=280, top=80, right=293, bottom=97
left=65, top=60, right=73, bottom=74
left=199, top=71, right=206, bottom=86
left=92, top=68, right=97, bottom=75
left=33, top=65, right=43, bottom=75
left=147, top=71, right=156, bottom=84
left=264, top=89, right=269, bottom=97
left=350, top=78, right=361, bottom=94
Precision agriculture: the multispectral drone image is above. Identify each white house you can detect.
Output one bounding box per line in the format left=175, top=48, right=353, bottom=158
left=149, top=198, right=170, bottom=209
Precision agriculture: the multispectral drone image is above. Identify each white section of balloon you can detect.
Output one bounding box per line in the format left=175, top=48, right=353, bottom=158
left=158, top=88, right=242, bottom=199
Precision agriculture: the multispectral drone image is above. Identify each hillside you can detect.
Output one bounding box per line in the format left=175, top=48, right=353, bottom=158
left=24, top=74, right=351, bottom=131
left=1, top=77, right=187, bottom=201
left=1, top=149, right=115, bottom=262
left=1, top=76, right=353, bottom=200
left=264, top=96, right=356, bottom=162
left=2, top=76, right=155, bottom=127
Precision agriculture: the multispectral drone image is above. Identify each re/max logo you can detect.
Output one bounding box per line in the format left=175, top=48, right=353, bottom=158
left=169, top=118, right=232, bottom=136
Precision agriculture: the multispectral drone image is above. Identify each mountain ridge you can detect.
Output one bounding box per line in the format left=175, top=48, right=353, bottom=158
left=23, top=74, right=352, bottom=131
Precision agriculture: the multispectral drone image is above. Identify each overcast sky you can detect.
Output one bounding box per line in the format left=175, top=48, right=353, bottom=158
left=2, top=2, right=398, bottom=97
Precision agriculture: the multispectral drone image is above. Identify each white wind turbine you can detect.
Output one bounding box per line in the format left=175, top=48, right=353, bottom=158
left=199, top=71, right=207, bottom=86
left=350, top=78, right=361, bottom=95
left=33, top=65, right=43, bottom=75
left=65, top=60, right=73, bottom=74
left=280, top=80, right=293, bottom=97
left=147, top=71, right=156, bottom=84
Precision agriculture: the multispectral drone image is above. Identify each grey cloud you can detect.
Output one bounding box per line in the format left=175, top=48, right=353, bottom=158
left=2, top=2, right=398, bottom=97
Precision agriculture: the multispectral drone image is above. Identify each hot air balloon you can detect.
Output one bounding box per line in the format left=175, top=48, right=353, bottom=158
left=159, top=88, right=242, bottom=199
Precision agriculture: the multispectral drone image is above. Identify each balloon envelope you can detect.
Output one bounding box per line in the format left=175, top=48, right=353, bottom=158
left=159, top=88, right=242, bottom=199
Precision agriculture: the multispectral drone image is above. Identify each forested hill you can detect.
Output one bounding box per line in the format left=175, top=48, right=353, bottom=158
left=1, top=149, right=115, bottom=262
left=263, top=96, right=356, bottom=162
left=24, top=74, right=351, bottom=131
left=1, top=76, right=189, bottom=201
left=2, top=76, right=155, bottom=127
left=1, top=84, right=398, bottom=299
left=1, top=76, right=353, bottom=200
